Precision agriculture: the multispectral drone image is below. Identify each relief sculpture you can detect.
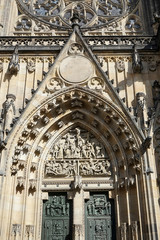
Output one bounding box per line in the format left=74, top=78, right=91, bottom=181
left=44, top=127, right=111, bottom=177
left=45, top=195, right=69, bottom=217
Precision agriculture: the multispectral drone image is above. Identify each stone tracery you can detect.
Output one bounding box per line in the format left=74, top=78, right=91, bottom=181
left=16, top=0, right=140, bottom=30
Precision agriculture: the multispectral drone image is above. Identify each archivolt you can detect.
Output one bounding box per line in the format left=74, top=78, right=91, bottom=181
left=6, top=86, right=143, bottom=186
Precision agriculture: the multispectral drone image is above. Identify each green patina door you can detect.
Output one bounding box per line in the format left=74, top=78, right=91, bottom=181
left=41, top=192, right=72, bottom=240
left=85, top=192, right=115, bottom=240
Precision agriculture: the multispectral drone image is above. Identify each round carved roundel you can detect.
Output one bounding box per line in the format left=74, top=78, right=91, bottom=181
left=59, top=56, right=93, bottom=83
left=16, top=0, right=139, bottom=30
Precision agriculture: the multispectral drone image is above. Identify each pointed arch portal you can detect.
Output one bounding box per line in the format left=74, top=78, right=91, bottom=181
left=1, top=29, right=154, bottom=240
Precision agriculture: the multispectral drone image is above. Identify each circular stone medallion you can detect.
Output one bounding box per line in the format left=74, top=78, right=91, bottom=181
left=59, top=56, right=93, bottom=83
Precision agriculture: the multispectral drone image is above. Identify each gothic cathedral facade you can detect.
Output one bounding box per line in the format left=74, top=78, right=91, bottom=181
left=0, top=0, right=160, bottom=239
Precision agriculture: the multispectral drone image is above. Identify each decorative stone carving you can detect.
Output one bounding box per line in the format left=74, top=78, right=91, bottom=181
left=128, top=175, right=136, bottom=186
left=131, top=221, right=138, bottom=240
left=141, top=136, right=152, bottom=155
left=17, top=0, right=138, bottom=30
left=0, top=61, right=3, bottom=72
left=88, top=77, right=105, bottom=90
left=17, top=176, right=24, bottom=188
left=26, top=225, right=34, bottom=237
left=72, top=111, right=84, bottom=120
left=45, top=127, right=111, bottom=177
left=72, top=175, right=83, bottom=190
left=46, top=78, right=63, bottom=93
left=112, top=144, right=119, bottom=152
left=10, top=165, right=18, bottom=175
left=152, top=80, right=160, bottom=108
left=125, top=16, right=142, bottom=31
left=42, top=116, right=50, bottom=124
left=120, top=223, right=128, bottom=240
left=12, top=224, right=21, bottom=236
left=29, top=179, right=36, bottom=190
left=15, top=16, right=32, bottom=31
left=8, top=45, right=20, bottom=75
left=116, top=60, right=125, bottom=72
left=73, top=225, right=83, bottom=239
left=71, top=99, right=83, bottom=108
left=136, top=92, right=148, bottom=133
left=68, top=43, right=83, bottom=55
left=57, top=121, right=64, bottom=128
left=118, top=178, right=125, bottom=188
left=0, top=118, right=6, bottom=152
left=27, top=59, right=35, bottom=73
left=34, top=22, right=50, bottom=32
left=132, top=45, right=143, bottom=73
left=2, top=94, right=16, bottom=133
left=45, top=159, right=76, bottom=177
left=149, top=61, right=157, bottom=72
left=80, top=159, right=111, bottom=176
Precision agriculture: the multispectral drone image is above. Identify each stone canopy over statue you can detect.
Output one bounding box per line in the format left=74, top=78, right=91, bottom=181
left=45, top=127, right=112, bottom=177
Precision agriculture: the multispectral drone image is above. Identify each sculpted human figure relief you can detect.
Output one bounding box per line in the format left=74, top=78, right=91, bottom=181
left=2, top=94, right=16, bottom=134
left=44, top=127, right=111, bottom=177
left=8, top=45, right=20, bottom=75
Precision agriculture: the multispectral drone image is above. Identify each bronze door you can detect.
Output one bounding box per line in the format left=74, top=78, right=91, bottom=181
left=85, top=192, right=115, bottom=240
left=41, top=192, right=72, bottom=240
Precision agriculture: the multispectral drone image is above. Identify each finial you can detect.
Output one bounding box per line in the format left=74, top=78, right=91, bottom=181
left=70, top=10, right=81, bottom=30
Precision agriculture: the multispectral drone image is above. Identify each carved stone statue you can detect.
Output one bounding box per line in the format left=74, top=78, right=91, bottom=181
left=0, top=118, right=6, bottom=152
left=2, top=94, right=16, bottom=134
left=132, top=45, right=143, bottom=73
left=45, top=127, right=111, bottom=178
left=8, top=45, right=20, bottom=75
left=136, top=92, right=148, bottom=133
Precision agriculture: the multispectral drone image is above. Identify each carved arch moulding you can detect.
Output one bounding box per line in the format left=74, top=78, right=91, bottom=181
left=5, top=87, right=144, bottom=192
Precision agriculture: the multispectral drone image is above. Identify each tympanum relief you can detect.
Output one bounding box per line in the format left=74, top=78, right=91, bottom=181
left=45, top=127, right=111, bottom=178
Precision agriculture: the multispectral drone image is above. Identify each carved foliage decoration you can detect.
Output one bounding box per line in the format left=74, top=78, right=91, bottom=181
left=45, top=78, right=63, bottom=93
left=15, top=15, right=32, bottom=31
left=88, top=77, right=105, bottom=90
left=68, top=43, right=83, bottom=55
left=0, top=61, right=3, bottom=72
left=45, top=127, right=111, bottom=178
left=16, top=0, right=139, bottom=30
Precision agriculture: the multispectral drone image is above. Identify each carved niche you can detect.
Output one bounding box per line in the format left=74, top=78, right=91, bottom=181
left=44, top=127, right=111, bottom=178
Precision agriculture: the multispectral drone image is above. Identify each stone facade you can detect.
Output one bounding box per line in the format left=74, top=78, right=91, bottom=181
left=0, top=0, right=160, bottom=239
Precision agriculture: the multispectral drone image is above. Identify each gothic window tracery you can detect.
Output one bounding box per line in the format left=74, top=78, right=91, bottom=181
left=16, top=0, right=140, bottom=30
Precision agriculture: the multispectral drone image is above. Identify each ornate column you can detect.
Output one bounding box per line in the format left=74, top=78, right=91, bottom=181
left=68, top=176, right=89, bottom=240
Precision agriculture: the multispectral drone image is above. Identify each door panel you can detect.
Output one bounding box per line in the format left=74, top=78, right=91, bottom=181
left=85, top=192, right=115, bottom=240
left=42, top=192, right=72, bottom=240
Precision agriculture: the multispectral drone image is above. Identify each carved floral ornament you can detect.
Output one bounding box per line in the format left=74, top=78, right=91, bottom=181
left=16, top=0, right=139, bottom=30
left=46, top=77, right=63, bottom=93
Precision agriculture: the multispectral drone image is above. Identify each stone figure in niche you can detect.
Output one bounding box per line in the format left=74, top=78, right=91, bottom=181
left=132, top=45, right=143, bottom=73
left=8, top=45, right=20, bottom=75
left=2, top=94, right=16, bottom=134
left=136, top=92, right=148, bottom=133
left=0, top=118, right=6, bottom=152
